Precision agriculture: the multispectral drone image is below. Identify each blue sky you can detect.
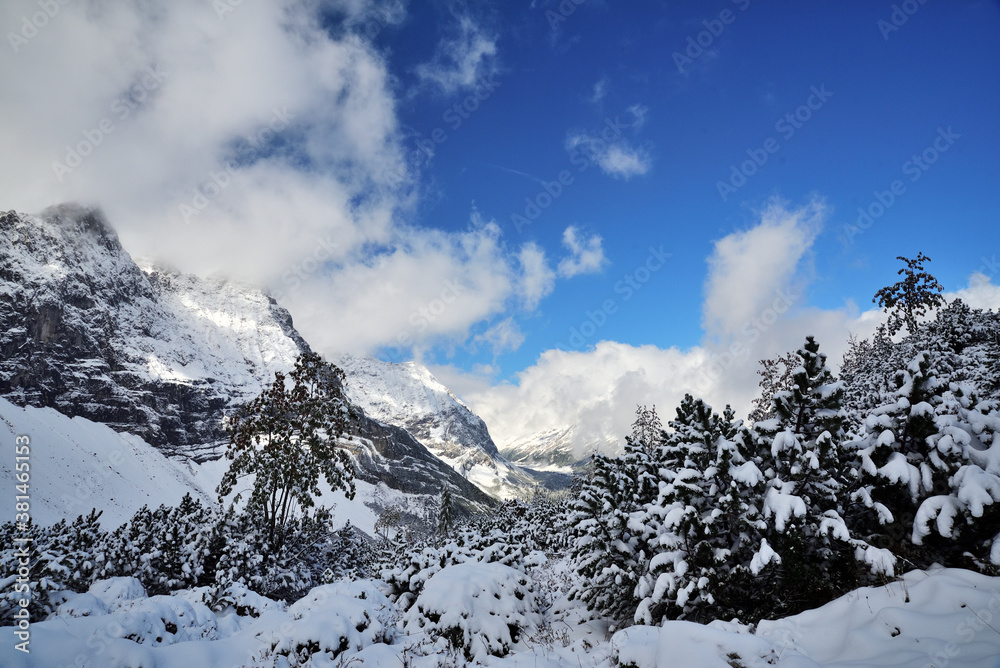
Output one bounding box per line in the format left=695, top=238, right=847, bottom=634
left=375, top=0, right=1000, bottom=377
left=1, top=0, right=998, bottom=447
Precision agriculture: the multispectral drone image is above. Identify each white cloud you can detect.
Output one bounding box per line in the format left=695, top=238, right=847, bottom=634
left=414, top=14, right=499, bottom=94
left=952, top=272, right=1000, bottom=310
left=0, top=1, right=405, bottom=276
left=462, top=200, right=890, bottom=455
left=565, top=133, right=651, bottom=180
left=475, top=318, right=526, bottom=356
left=589, top=77, right=608, bottom=105
left=557, top=226, right=606, bottom=278
left=599, top=144, right=651, bottom=179
left=517, top=242, right=556, bottom=310
left=564, top=105, right=652, bottom=180
left=627, top=104, right=648, bottom=131
left=702, top=198, right=825, bottom=338
left=0, top=0, right=529, bottom=361
left=283, top=218, right=520, bottom=356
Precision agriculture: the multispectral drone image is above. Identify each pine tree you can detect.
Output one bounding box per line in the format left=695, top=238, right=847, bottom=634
left=749, top=352, right=802, bottom=424
left=635, top=395, right=765, bottom=624
left=873, top=252, right=945, bottom=336
left=437, top=489, right=456, bottom=540
left=623, top=405, right=663, bottom=508
left=567, top=452, right=647, bottom=625
left=218, top=352, right=357, bottom=548
left=751, top=336, right=882, bottom=616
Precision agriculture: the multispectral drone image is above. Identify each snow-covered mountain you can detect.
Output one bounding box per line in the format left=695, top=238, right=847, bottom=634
left=336, top=354, right=570, bottom=498
left=0, top=204, right=302, bottom=460
left=499, top=424, right=609, bottom=472
left=0, top=205, right=491, bottom=510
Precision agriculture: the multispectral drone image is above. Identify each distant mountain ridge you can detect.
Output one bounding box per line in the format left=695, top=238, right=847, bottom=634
left=499, top=424, right=607, bottom=472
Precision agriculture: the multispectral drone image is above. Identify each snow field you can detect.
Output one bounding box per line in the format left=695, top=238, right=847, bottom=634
left=2, top=566, right=998, bottom=667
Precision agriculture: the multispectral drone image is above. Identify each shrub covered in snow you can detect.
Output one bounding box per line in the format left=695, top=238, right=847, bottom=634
left=403, top=561, right=540, bottom=662
left=381, top=535, right=523, bottom=611
left=259, top=580, right=398, bottom=666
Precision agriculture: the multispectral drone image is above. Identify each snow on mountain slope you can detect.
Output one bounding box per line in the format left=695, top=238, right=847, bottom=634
left=499, top=424, right=610, bottom=472
left=0, top=396, right=421, bottom=535
left=0, top=205, right=304, bottom=460
left=337, top=354, right=570, bottom=498
left=0, top=397, right=214, bottom=528
left=337, top=354, right=498, bottom=459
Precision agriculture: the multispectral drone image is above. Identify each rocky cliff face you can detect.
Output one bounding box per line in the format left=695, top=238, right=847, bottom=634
left=0, top=205, right=491, bottom=509
left=0, top=204, right=302, bottom=460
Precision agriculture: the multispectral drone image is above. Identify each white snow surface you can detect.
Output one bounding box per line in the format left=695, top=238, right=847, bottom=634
left=3, top=566, right=999, bottom=667
left=0, top=397, right=215, bottom=527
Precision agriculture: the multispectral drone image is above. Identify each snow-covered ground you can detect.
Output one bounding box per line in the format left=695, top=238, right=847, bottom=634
left=2, top=566, right=998, bottom=667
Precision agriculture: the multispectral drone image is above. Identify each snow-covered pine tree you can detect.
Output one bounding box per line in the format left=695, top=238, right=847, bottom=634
left=910, top=382, right=1000, bottom=570
left=749, top=352, right=802, bottom=424
left=567, top=449, right=648, bottom=625
left=101, top=504, right=156, bottom=583
left=752, top=336, right=890, bottom=616
left=634, top=395, right=765, bottom=624
left=437, top=489, right=456, bottom=540
left=59, top=509, right=106, bottom=593
left=849, top=352, right=948, bottom=562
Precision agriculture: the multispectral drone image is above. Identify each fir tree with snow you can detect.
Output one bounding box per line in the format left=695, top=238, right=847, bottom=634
left=751, top=336, right=886, bottom=616
left=567, top=450, right=649, bottom=625
left=437, top=489, right=456, bottom=539
left=634, top=395, right=765, bottom=624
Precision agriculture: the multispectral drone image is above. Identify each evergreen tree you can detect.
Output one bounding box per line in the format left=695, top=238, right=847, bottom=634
left=567, top=452, right=647, bottom=625
left=218, top=352, right=357, bottom=547
left=623, top=404, right=663, bottom=508
left=873, top=252, right=945, bottom=336
left=437, top=489, right=456, bottom=540
left=752, top=336, right=885, bottom=616
left=749, top=351, right=802, bottom=424
left=635, top=395, right=765, bottom=624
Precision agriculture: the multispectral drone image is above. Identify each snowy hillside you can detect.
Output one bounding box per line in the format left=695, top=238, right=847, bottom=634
left=0, top=396, right=419, bottom=536
left=0, top=397, right=214, bottom=528
left=338, top=354, right=570, bottom=498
